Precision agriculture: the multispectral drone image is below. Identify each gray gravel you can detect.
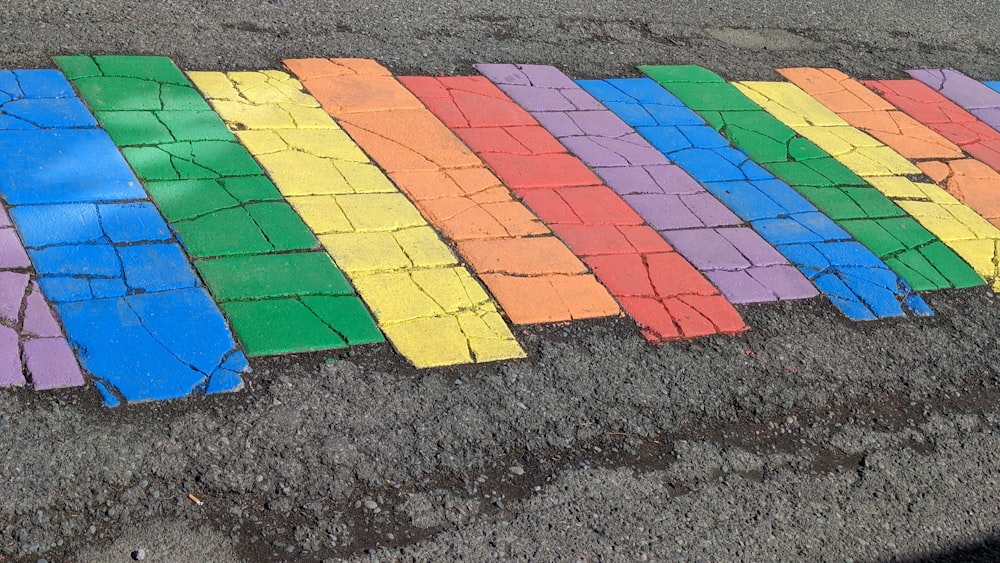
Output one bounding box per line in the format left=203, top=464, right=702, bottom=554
left=3, top=0, right=1000, bottom=79
left=0, top=1, right=999, bottom=561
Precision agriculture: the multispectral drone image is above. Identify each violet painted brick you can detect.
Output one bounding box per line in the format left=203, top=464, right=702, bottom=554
left=719, top=227, right=788, bottom=266
left=0, top=271, right=29, bottom=321
left=0, top=326, right=25, bottom=386
left=908, top=68, right=1000, bottom=109
left=705, top=270, right=776, bottom=304
left=534, top=112, right=584, bottom=137
left=597, top=163, right=705, bottom=195
left=0, top=266, right=83, bottom=390
left=23, top=282, right=63, bottom=337
left=559, top=137, right=627, bottom=167
left=23, top=337, right=85, bottom=390
left=909, top=68, right=1000, bottom=131
left=748, top=265, right=823, bottom=300
left=974, top=107, right=1000, bottom=126
left=476, top=64, right=531, bottom=86
left=569, top=111, right=634, bottom=137
left=667, top=229, right=753, bottom=270
left=625, top=194, right=704, bottom=230
left=681, top=193, right=742, bottom=227
left=667, top=229, right=752, bottom=270
left=647, top=165, right=705, bottom=194
left=595, top=166, right=665, bottom=194
left=519, top=64, right=578, bottom=89
left=500, top=85, right=575, bottom=112
left=0, top=228, right=31, bottom=269
left=562, top=88, right=607, bottom=110
left=589, top=136, right=665, bottom=165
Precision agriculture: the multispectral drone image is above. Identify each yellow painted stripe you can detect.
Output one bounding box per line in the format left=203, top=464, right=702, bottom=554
left=736, top=81, right=1000, bottom=290
left=189, top=70, right=524, bottom=367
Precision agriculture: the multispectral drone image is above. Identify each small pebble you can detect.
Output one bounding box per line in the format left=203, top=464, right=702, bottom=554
left=132, top=549, right=146, bottom=561
left=509, top=466, right=525, bottom=476
left=363, top=500, right=378, bottom=510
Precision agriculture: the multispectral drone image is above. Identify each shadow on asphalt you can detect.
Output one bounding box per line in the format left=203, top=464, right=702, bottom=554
left=904, top=535, right=1000, bottom=562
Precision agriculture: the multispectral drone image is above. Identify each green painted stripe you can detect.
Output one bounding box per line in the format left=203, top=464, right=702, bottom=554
left=641, top=65, right=981, bottom=291
left=56, top=55, right=382, bottom=355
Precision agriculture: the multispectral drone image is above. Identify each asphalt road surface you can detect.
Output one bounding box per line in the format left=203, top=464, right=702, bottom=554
left=2, top=1, right=1000, bottom=561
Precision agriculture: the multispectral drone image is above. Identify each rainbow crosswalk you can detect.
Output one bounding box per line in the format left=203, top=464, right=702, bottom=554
left=2, top=55, right=999, bottom=405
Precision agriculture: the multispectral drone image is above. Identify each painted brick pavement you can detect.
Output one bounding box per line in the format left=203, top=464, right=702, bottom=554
left=0, top=68, right=248, bottom=405
left=285, top=58, right=619, bottom=338
left=579, top=77, right=933, bottom=320
left=5, top=56, right=1000, bottom=406
left=642, top=65, right=967, bottom=295
left=778, top=68, right=1000, bottom=289
left=0, top=71, right=85, bottom=390
left=733, top=80, right=989, bottom=289
left=863, top=77, right=1000, bottom=172
left=909, top=69, right=1000, bottom=131
left=189, top=69, right=525, bottom=367
left=0, top=202, right=83, bottom=390
left=863, top=78, right=1000, bottom=231
left=285, top=59, right=533, bottom=361
left=55, top=55, right=384, bottom=358
left=407, top=70, right=747, bottom=341
left=464, top=65, right=817, bottom=306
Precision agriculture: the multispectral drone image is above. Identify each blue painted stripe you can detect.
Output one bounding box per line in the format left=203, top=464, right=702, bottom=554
left=985, top=81, right=1000, bottom=94
left=577, top=77, right=931, bottom=320
left=0, top=69, right=248, bottom=404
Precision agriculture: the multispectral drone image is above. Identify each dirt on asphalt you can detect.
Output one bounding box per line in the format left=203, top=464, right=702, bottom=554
left=1, top=1, right=1000, bottom=561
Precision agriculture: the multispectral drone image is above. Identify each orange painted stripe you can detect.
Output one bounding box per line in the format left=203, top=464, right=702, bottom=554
left=284, top=58, right=620, bottom=325
left=855, top=75, right=1000, bottom=229
left=400, top=74, right=747, bottom=342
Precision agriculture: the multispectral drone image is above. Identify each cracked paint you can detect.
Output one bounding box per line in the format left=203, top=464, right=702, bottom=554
left=0, top=68, right=248, bottom=404
left=778, top=69, right=1000, bottom=289
left=192, top=69, right=523, bottom=367
left=439, top=66, right=748, bottom=340
left=57, top=55, right=382, bottom=357
left=908, top=68, right=1000, bottom=132
left=642, top=65, right=968, bottom=295
left=467, top=64, right=814, bottom=306
left=863, top=78, right=1000, bottom=169
left=582, top=76, right=934, bottom=320
left=284, top=59, right=618, bottom=332
left=734, top=81, right=986, bottom=289
left=863, top=78, right=1000, bottom=230
left=0, top=203, right=83, bottom=390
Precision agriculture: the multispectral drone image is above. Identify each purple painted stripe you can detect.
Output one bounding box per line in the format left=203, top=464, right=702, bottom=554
left=0, top=205, right=84, bottom=390
left=475, top=63, right=817, bottom=304
left=908, top=68, right=1000, bottom=131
